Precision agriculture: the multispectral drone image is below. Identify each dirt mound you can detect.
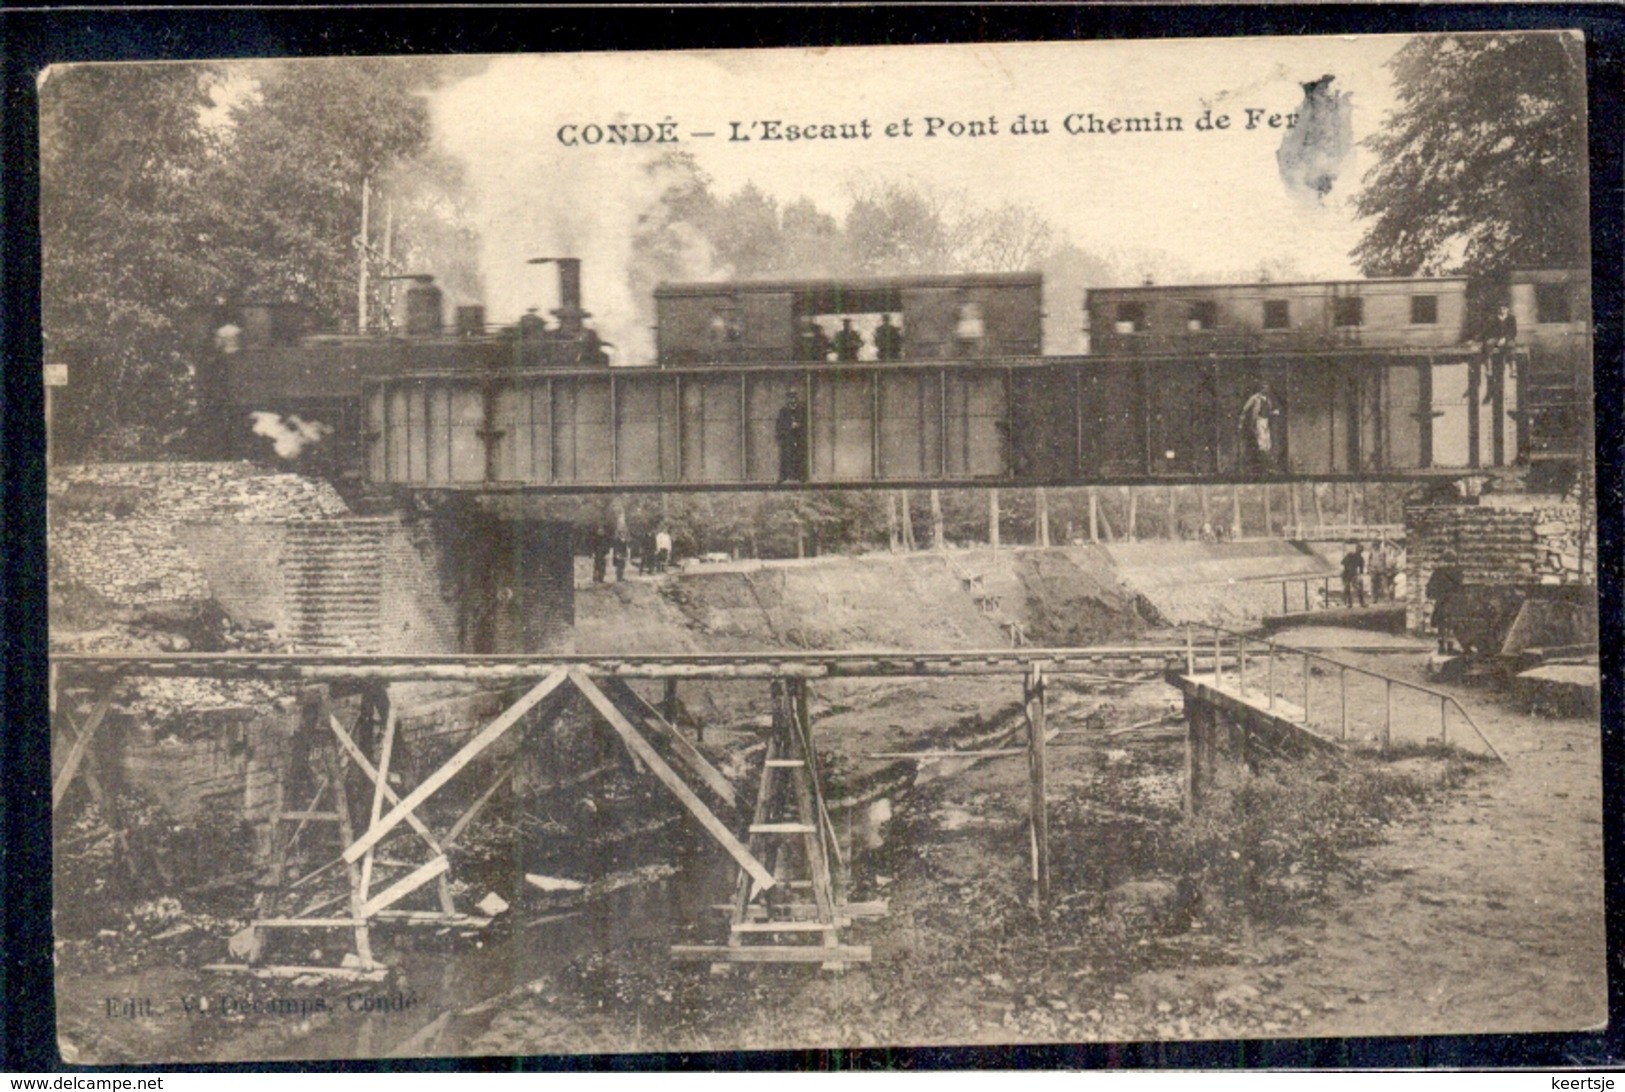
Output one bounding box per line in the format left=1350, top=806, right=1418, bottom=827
left=1005, top=548, right=1153, bottom=645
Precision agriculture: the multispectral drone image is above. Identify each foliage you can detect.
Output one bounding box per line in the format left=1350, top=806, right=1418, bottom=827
left=41, top=58, right=482, bottom=458
left=40, top=63, right=230, bottom=458
left=1351, top=33, right=1588, bottom=277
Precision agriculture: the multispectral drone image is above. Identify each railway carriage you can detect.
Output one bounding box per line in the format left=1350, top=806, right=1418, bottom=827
left=214, top=262, right=1591, bottom=489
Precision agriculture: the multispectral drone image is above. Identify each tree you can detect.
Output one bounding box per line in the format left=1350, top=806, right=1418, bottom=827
left=1351, top=33, right=1588, bottom=277
left=205, top=58, right=444, bottom=330
left=41, top=63, right=230, bottom=458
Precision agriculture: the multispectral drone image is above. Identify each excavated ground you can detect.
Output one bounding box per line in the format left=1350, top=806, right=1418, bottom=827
left=51, top=546, right=1606, bottom=1063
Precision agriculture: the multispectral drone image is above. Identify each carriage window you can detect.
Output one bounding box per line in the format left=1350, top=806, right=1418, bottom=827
left=1410, top=295, right=1437, bottom=324
left=1115, top=302, right=1147, bottom=333
left=1187, top=301, right=1217, bottom=331
left=1262, top=299, right=1290, bottom=329
left=1333, top=297, right=1364, bottom=327
left=1535, top=283, right=1571, bottom=324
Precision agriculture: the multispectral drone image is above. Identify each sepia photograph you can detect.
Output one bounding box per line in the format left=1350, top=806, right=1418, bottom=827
left=41, top=33, right=1603, bottom=1064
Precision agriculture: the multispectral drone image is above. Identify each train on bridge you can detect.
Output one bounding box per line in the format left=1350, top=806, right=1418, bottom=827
left=210, top=259, right=1591, bottom=491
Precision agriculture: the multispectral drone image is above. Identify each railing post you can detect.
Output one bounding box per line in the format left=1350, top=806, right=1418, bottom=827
left=1238, top=636, right=1248, bottom=695
left=1339, top=666, right=1348, bottom=741
left=1439, top=695, right=1447, bottom=745
left=1213, top=628, right=1222, bottom=686
left=1383, top=678, right=1393, bottom=755
left=1186, top=626, right=1195, bottom=675
left=1266, top=640, right=1276, bottom=710
left=1282, top=581, right=1289, bottom=614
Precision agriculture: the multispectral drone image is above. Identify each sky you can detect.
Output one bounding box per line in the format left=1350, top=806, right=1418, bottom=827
left=429, top=35, right=1411, bottom=349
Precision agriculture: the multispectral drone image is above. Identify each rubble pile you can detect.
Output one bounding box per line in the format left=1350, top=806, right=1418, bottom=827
left=49, top=462, right=349, bottom=611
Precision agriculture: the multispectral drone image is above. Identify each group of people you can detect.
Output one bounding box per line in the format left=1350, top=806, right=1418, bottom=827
left=589, top=522, right=674, bottom=583
left=796, top=314, right=905, bottom=364
left=1338, top=537, right=1406, bottom=608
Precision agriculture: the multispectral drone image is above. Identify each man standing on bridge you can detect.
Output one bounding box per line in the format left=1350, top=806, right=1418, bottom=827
left=1239, top=382, right=1281, bottom=477
left=776, top=388, right=807, bottom=483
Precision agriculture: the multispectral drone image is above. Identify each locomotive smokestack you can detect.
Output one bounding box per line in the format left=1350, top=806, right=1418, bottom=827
left=528, top=257, right=589, bottom=337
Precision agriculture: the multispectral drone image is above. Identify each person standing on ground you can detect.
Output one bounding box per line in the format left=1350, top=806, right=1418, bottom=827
left=1368, top=537, right=1393, bottom=601
left=1426, top=549, right=1465, bottom=653
left=612, top=535, right=629, bottom=582
left=1340, top=542, right=1367, bottom=607
left=654, top=526, right=672, bottom=573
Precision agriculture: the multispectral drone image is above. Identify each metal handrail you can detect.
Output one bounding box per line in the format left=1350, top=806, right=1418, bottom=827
left=1188, top=623, right=1505, bottom=764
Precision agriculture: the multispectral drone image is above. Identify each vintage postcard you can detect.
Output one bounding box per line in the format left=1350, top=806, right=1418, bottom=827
left=44, top=34, right=1602, bottom=1064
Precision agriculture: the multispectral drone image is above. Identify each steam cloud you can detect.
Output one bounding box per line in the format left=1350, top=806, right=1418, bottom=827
left=250, top=411, right=333, bottom=459
left=431, top=63, right=727, bottom=364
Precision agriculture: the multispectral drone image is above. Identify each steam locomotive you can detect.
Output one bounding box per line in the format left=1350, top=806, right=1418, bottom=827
left=211, top=259, right=1591, bottom=490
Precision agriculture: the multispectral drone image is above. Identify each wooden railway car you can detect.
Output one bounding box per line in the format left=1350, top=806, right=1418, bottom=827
left=654, top=273, right=1043, bottom=365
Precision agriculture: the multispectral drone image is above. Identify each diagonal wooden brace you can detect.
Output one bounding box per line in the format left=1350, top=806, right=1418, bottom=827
left=358, top=856, right=449, bottom=918
left=600, top=677, right=739, bottom=808
left=569, top=669, right=775, bottom=892
left=53, top=686, right=116, bottom=810
left=343, top=671, right=568, bottom=864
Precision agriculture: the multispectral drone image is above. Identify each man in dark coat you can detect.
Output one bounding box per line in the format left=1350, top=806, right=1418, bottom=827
left=1425, top=550, right=1466, bottom=653
left=832, top=318, right=864, bottom=363
left=1340, top=542, right=1367, bottom=607
left=874, top=313, right=904, bottom=361
left=776, top=389, right=807, bottom=483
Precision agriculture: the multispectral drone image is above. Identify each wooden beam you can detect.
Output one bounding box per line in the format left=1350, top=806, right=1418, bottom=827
left=327, top=715, right=444, bottom=853
left=569, top=669, right=775, bottom=892
left=343, top=672, right=567, bottom=863
left=601, top=677, right=738, bottom=808
left=442, top=753, right=521, bottom=849
left=358, top=856, right=450, bottom=918
left=358, top=687, right=398, bottom=900
left=52, top=687, right=115, bottom=809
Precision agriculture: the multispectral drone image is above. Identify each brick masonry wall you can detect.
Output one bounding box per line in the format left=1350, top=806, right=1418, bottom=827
left=1405, top=495, right=1593, bottom=631
left=377, top=519, right=461, bottom=654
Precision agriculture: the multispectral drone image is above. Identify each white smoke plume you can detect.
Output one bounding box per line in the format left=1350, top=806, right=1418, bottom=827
left=430, top=60, right=727, bottom=365
left=250, top=411, right=332, bottom=459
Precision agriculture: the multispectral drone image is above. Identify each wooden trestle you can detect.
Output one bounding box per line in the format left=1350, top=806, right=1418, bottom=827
left=51, top=648, right=1170, bottom=972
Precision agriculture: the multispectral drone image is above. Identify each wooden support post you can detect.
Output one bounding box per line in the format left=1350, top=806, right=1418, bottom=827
left=1384, top=678, right=1393, bottom=755
left=358, top=687, right=397, bottom=904
left=319, top=724, right=373, bottom=969
left=1263, top=484, right=1274, bottom=537
left=1088, top=487, right=1099, bottom=543
left=1183, top=693, right=1203, bottom=816
left=989, top=488, right=1000, bottom=550
left=1266, top=641, right=1276, bottom=710
left=1302, top=653, right=1312, bottom=724
left=345, top=671, right=568, bottom=863
left=1288, top=482, right=1302, bottom=539
left=1166, top=484, right=1177, bottom=539
left=1036, top=487, right=1050, bottom=548
left=1231, top=488, right=1243, bottom=540
left=569, top=670, right=776, bottom=892
left=931, top=489, right=945, bottom=551
left=1024, top=663, right=1050, bottom=909
left=900, top=491, right=916, bottom=551
left=1439, top=694, right=1448, bottom=745
left=1127, top=488, right=1138, bottom=541
left=1339, top=668, right=1349, bottom=741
